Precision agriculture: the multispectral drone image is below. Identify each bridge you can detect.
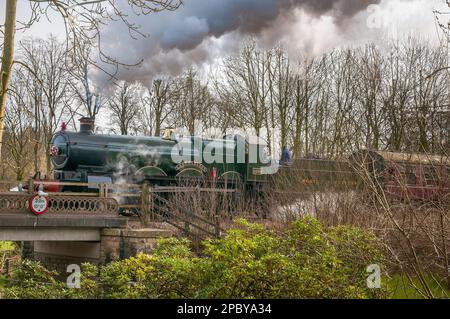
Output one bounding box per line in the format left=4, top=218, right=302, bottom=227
left=0, top=180, right=230, bottom=270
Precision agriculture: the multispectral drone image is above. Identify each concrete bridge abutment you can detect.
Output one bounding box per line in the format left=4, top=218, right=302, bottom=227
left=29, top=228, right=174, bottom=272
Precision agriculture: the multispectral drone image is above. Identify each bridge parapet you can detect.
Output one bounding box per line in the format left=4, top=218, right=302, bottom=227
left=0, top=188, right=126, bottom=241
left=0, top=192, right=119, bottom=216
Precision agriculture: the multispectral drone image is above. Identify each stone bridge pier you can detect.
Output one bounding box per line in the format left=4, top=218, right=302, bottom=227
left=23, top=231, right=173, bottom=274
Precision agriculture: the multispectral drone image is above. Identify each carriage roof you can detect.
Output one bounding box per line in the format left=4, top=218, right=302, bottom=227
left=358, top=150, right=450, bottom=166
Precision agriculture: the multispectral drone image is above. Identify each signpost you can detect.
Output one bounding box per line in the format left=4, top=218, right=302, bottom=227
left=29, top=194, right=49, bottom=215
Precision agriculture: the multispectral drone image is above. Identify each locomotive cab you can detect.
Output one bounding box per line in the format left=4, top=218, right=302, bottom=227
left=162, top=127, right=178, bottom=141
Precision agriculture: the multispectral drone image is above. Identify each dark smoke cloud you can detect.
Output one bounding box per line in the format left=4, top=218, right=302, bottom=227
left=96, top=0, right=380, bottom=87
left=158, top=0, right=381, bottom=50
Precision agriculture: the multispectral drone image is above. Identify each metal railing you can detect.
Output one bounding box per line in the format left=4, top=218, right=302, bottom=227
left=151, top=192, right=225, bottom=239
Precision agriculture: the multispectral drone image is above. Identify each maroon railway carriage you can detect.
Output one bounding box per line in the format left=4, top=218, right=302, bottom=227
left=351, top=150, right=450, bottom=202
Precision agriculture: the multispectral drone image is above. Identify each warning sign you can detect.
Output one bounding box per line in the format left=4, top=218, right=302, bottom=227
left=29, top=195, right=49, bottom=215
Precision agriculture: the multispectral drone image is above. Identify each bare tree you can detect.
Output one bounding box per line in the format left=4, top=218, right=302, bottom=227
left=0, top=0, right=17, bottom=163
left=3, top=73, right=35, bottom=181
left=0, top=0, right=181, bottom=161
left=213, top=39, right=449, bottom=159
left=354, top=44, right=384, bottom=150
left=267, top=46, right=294, bottom=154
left=69, top=44, right=103, bottom=120
left=140, top=78, right=178, bottom=136
left=109, top=81, right=141, bottom=135
left=19, top=36, right=78, bottom=174
left=173, top=68, right=213, bottom=136
left=217, top=41, right=271, bottom=140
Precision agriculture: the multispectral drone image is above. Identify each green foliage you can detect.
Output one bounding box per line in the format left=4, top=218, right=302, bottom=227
left=0, top=241, right=16, bottom=251
left=65, top=263, right=102, bottom=299
left=1, top=218, right=388, bottom=299
left=2, top=260, right=66, bottom=299
left=327, top=225, right=387, bottom=299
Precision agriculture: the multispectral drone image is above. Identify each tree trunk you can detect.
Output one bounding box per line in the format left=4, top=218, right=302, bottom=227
left=293, top=78, right=303, bottom=159
left=155, top=121, right=161, bottom=137
left=0, top=0, right=17, bottom=161
left=155, top=107, right=162, bottom=137
left=34, top=98, right=40, bottom=174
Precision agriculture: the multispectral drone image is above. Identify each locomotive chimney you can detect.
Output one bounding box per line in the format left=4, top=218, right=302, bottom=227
left=79, top=117, right=95, bottom=134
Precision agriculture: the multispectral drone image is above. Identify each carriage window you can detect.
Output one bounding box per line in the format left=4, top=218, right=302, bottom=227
left=385, top=166, right=396, bottom=182
left=424, top=167, right=439, bottom=186
left=405, top=167, right=417, bottom=185
left=395, top=165, right=406, bottom=183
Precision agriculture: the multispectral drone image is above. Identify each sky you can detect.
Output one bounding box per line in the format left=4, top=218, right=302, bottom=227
left=3, top=0, right=450, bottom=90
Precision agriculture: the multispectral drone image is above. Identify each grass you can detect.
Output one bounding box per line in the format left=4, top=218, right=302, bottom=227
left=388, top=274, right=450, bottom=299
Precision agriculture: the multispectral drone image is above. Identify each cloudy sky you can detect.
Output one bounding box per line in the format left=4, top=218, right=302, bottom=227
left=5, top=0, right=450, bottom=88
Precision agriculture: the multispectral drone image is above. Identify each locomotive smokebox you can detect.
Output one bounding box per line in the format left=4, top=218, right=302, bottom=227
left=79, top=117, right=95, bottom=134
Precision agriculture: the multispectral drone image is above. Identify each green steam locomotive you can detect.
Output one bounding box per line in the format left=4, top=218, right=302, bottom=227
left=50, top=118, right=276, bottom=192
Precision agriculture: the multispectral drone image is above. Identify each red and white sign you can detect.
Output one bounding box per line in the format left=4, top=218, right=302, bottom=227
left=29, top=194, right=49, bottom=215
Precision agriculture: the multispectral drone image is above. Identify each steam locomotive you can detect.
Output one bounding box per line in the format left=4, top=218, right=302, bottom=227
left=47, top=117, right=450, bottom=204
left=49, top=118, right=275, bottom=193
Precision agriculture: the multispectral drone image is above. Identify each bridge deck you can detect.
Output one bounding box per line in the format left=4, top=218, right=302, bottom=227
left=0, top=214, right=126, bottom=228
left=0, top=214, right=127, bottom=241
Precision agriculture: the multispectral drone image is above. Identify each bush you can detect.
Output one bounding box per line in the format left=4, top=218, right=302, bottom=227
left=2, top=260, right=66, bottom=299
left=1, top=217, right=387, bottom=299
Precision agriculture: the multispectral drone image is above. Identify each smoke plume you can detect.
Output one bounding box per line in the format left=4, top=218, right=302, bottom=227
left=95, top=0, right=442, bottom=88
